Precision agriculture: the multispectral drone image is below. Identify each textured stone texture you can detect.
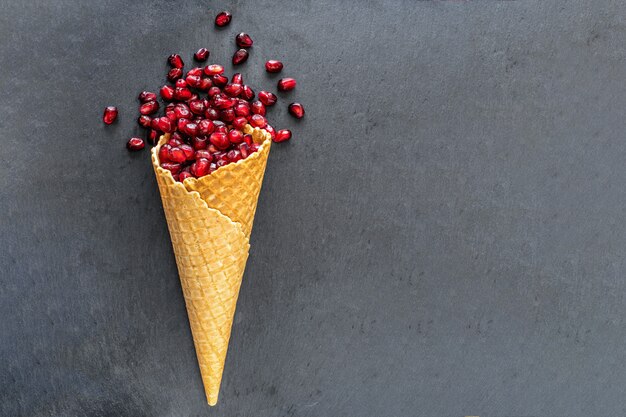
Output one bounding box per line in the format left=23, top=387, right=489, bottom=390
left=2, top=1, right=626, bottom=416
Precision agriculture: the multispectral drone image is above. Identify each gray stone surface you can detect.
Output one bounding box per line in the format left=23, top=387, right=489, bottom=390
left=2, top=0, right=626, bottom=416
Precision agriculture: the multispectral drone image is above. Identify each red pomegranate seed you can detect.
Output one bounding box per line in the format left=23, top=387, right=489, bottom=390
left=213, top=121, right=228, bottom=134
left=234, top=102, right=251, bottom=117
left=127, top=137, right=145, bottom=151
left=102, top=106, right=118, bottom=124
left=159, top=144, right=172, bottom=162
left=198, top=119, right=214, bottom=135
left=238, top=143, right=250, bottom=158
left=191, top=158, right=211, bottom=177
left=232, top=116, right=247, bottom=130
left=175, top=104, right=191, bottom=120
left=183, top=122, right=199, bottom=137
left=180, top=144, right=195, bottom=161
left=138, top=115, right=152, bottom=127
left=195, top=149, right=213, bottom=161
left=250, top=142, right=260, bottom=152
left=194, top=48, right=209, bottom=62
left=205, top=107, right=220, bottom=120
left=212, top=74, right=228, bottom=87
left=186, top=74, right=202, bottom=88
left=167, top=67, right=183, bottom=81
left=179, top=171, right=193, bottom=181
left=204, top=64, right=224, bottom=76
left=228, top=129, right=244, bottom=144
left=187, top=67, right=203, bottom=77
left=232, top=49, right=249, bottom=65
left=198, top=77, right=213, bottom=91
left=235, top=32, right=253, bottom=48
left=168, top=54, right=184, bottom=69
left=258, top=91, right=277, bottom=106
left=212, top=94, right=236, bottom=110
left=156, top=117, right=173, bottom=133
left=265, top=60, right=283, bottom=73
left=210, top=132, right=230, bottom=150
left=162, top=162, right=182, bottom=175
left=160, top=85, right=175, bottom=101
left=241, top=85, right=255, bottom=100
left=169, top=147, right=187, bottom=163
left=139, top=101, right=159, bottom=115
left=224, top=83, right=242, bottom=97
left=278, top=78, right=296, bottom=91
left=232, top=73, right=243, bottom=84
left=220, top=108, right=235, bottom=122
left=147, top=129, right=158, bottom=145
left=274, top=129, right=292, bottom=143
left=243, top=134, right=253, bottom=146
left=249, top=114, right=267, bottom=128
left=177, top=118, right=189, bottom=131
left=174, top=87, right=192, bottom=101
left=251, top=101, right=266, bottom=116
left=192, top=136, right=208, bottom=150
left=175, top=79, right=187, bottom=88
left=215, top=11, right=232, bottom=27
left=138, top=91, right=157, bottom=102
left=288, top=102, right=305, bottom=119
left=265, top=124, right=276, bottom=140
left=207, top=87, right=221, bottom=98
left=189, top=99, right=206, bottom=115
left=227, top=149, right=242, bottom=162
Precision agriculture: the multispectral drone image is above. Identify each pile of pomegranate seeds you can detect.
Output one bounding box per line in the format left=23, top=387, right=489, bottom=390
left=103, top=10, right=305, bottom=182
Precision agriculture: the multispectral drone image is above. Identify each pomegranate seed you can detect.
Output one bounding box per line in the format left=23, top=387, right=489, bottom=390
left=239, top=143, right=250, bottom=158
left=258, top=91, right=277, bottom=106
left=265, top=60, right=283, bottom=73
left=189, top=99, right=206, bottom=115
left=169, top=147, right=186, bottom=163
left=191, top=158, right=211, bottom=177
left=168, top=54, right=184, bottom=69
left=224, top=83, right=242, bottom=97
left=127, top=137, right=145, bottom=151
left=234, top=102, right=251, bottom=117
left=210, top=132, right=230, bottom=150
left=192, top=136, right=208, bottom=150
left=160, top=85, right=175, bottom=101
left=207, top=87, right=221, bottom=98
left=162, top=162, right=182, bottom=175
left=183, top=122, right=199, bottom=137
left=241, top=85, right=255, bottom=100
left=173, top=104, right=190, bottom=120
left=215, top=11, right=232, bottom=27
left=219, top=108, right=235, bottom=122
left=174, top=87, right=193, bottom=101
left=167, top=67, right=183, bottom=81
left=228, top=129, right=244, bottom=145
left=147, top=129, right=158, bottom=145
left=198, top=119, right=214, bottom=135
left=195, top=149, right=213, bottom=161
left=186, top=74, right=202, bottom=88
left=205, top=107, right=220, bottom=120
left=212, top=94, right=236, bottom=110
left=139, top=101, right=159, bottom=115
left=187, top=67, right=203, bottom=77
left=232, top=116, right=247, bottom=130
left=177, top=118, right=189, bottom=131
left=274, top=129, right=292, bottom=143
left=180, top=144, right=195, bottom=161
left=138, top=115, right=152, bottom=127
left=194, top=48, right=209, bottom=62
left=278, top=78, right=296, bottom=92
left=243, top=134, right=253, bottom=146
left=212, top=74, right=228, bottom=87
left=175, top=79, right=187, bottom=88
left=102, top=106, right=118, bottom=124
left=204, top=64, right=224, bottom=76
left=138, top=91, right=157, bottom=102
left=198, top=77, right=213, bottom=91
left=249, top=114, right=267, bottom=128
left=227, top=149, right=242, bottom=162
left=251, top=101, right=266, bottom=116
left=159, top=144, right=172, bottom=162
left=265, top=124, right=276, bottom=140
left=179, top=171, right=193, bottom=181
left=250, top=142, right=260, bottom=152
left=288, top=102, right=305, bottom=119
left=156, top=117, right=173, bottom=133
left=235, top=32, right=253, bottom=48
left=232, top=49, right=249, bottom=65
left=231, top=73, right=243, bottom=84
left=214, top=124, right=228, bottom=134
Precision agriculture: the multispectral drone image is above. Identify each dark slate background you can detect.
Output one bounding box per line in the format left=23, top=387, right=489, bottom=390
left=2, top=1, right=626, bottom=416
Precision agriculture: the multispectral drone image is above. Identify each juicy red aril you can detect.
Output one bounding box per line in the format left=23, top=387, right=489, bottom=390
left=265, top=124, right=276, bottom=140
left=232, top=116, right=247, bottom=130
left=274, top=129, right=292, bottom=143
left=187, top=67, right=203, bottom=77
left=258, top=91, right=277, bottom=106
left=192, top=136, right=208, bottom=150
left=175, top=79, right=187, bottom=88
left=215, top=11, right=232, bottom=27
left=182, top=122, right=199, bottom=137
left=251, top=101, right=266, bottom=116
left=241, top=85, right=255, bottom=100
left=162, top=162, right=181, bottom=175
left=228, top=129, right=244, bottom=145
left=224, top=83, right=242, bottom=97
left=138, top=115, right=152, bottom=127
left=159, top=144, right=172, bottom=162
left=103, top=106, right=118, bottom=124
left=204, top=64, right=224, bottom=76
left=168, top=54, right=184, bottom=69
left=169, top=147, right=186, bottom=163
left=207, top=86, right=222, bottom=98
left=160, top=85, right=175, bottom=100
left=156, top=117, right=173, bottom=133
left=186, top=74, right=201, bottom=88
left=212, top=94, right=236, bottom=109
left=174, top=104, right=191, bottom=119
left=235, top=32, right=253, bottom=48
left=278, top=78, right=296, bottom=91
left=232, top=49, right=249, bottom=65
left=179, top=171, right=193, bottom=181
left=139, top=101, right=159, bottom=115
left=195, top=150, right=212, bottom=161
left=138, top=91, right=157, bottom=102
left=198, top=119, right=214, bottom=135
left=174, top=87, right=192, bottom=101
left=212, top=74, right=228, bottom=87
left=191, top=158, right=211, bottom=177
left=227, top=149, right=242, bottom=162
left=265, top=60, right=283, bottom=73
left=239, top=143, right=250, bottom=158
left=249, top=114, right=267, bottom=128
left=147, top=129, right=158, bottom=145
left=220, top=108, right=235, bottom=122
left=189, top=99, right=206, bottom=115
left=167, top=67, right=183, bottom=81
left=234, top=102, right=251, bottom=117
left=288, top=102, right=305, bottom=119
left=232, top=73, right=243, bottom=84
left=205, top=107, right=220, bottom=120
left=180, top=144, right=195, bottom=161
left=209, top=132, right=230, bottom=150
left=198, top=77, right=213, bottom=91
left=244, top=134, right=253, bottom=146
left=127, top=137, right=145, bottom=151
left=213, top=121, right=228, bottom=133
left=194, top=48, right=209, bottom=62
left=177, top=118, right=189, bottom=131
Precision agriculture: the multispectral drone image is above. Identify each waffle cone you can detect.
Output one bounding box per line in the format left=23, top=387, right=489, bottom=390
left=151, top=126, right=271, bottom=405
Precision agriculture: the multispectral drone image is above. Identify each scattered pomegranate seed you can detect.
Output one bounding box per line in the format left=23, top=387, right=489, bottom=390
left=265, top=60, right=283, bottom=73
left=175, top=79, right=187, bottom=88
left=138, top=91, right=157, bottom=102
left=234, top=102, right=251, bottom=117
left=224, top=83, right=242, bottom=97
left=241, top=85, right=255, bottom=100
left=167, top=67, right=183, bottom=81
left=288, top=102, right=305, bottom=119
left=212, top=74, right=228, bottom=87
left=204, top=64, right=224, bottom=76
left=264, top=124, right=276, bottom=140
left=155, top=117, right=174, bottom=133
left=249, top=114, right=267, bottom=128
left=205, top=107, right=220, bottom=120
left=251, top=100, right=266, bottom=116
left=174, top=87, right=193, bottom=101
left=103, top=106, right=118, bottom=124
left=235, top=33, right=253, bottom=48
left=138, top=115, right=152, bottom=127
left=168, top=54, right=184, bottom=69
left=147, top=129, right=159, bottom=145
left=232, top=73, right=243, bottom=84
left=258, top=91, right=277, bottom=106
left=127, top=137, right=145, bottom=151
left=274, top=129, right=291, bottom=143
left=232, top=49, right=249, bottom=65
left=215, top=11, right=232, bottom=27
left=277, top=78, right=296, bottom=91
left=194, top=48, right=209, bottom=62
left=140, top=101, right=159, bottom=115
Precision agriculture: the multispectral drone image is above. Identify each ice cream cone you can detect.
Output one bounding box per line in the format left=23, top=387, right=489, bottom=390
left=151, top=126, right=271, bottom=405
